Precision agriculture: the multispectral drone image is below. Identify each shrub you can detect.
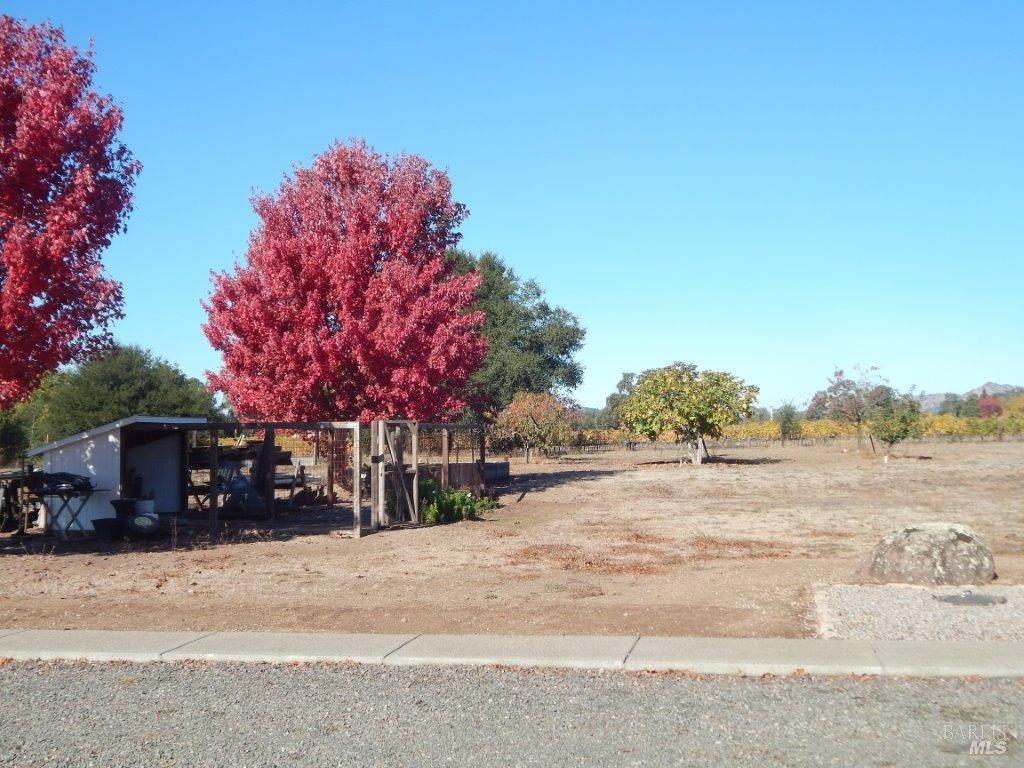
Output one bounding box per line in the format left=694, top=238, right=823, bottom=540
left=418, top=477, right=497, bottom=525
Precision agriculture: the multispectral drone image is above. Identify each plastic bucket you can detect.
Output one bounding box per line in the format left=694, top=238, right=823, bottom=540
left=134, top=499, right=156, bottom=515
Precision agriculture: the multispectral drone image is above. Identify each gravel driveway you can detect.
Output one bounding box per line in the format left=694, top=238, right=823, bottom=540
left=1, top=661, right=1020, bottom=767
left=816, top=585, right=1024, bottom=641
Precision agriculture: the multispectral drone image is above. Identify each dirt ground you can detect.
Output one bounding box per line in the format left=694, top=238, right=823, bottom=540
left=1, top=441, right=1022, bottom=638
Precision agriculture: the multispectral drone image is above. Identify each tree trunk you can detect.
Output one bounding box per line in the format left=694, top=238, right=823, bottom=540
left=856, top=423, right=864, bottom=452
left=689, top=440, right=703, bottom=466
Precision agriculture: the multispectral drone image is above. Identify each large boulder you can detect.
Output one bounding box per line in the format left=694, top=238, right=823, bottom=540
left=860, top=523, right=996, bottom=585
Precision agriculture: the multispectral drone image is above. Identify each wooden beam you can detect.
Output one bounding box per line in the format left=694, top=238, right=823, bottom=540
left=352, top=422, right=362, bottom=537
left=209, top=429, right=219, bottom=532
left=416, top=422, right=481, bottom=431
left=189, top=420, right=361, bottom=432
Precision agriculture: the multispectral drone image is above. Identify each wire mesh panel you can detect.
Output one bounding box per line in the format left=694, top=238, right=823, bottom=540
left=183, top=422, right=363, bottom=535
left=370, top=421, right=485, bottom=527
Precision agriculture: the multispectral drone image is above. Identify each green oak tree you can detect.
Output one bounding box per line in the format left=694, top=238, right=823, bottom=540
left=17, top=345, right=222, bottom=443
left=447, top=250, right=585, bottom=417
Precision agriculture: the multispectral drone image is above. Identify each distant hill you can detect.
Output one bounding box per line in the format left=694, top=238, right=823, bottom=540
left=918, top=383, right=1023, bottom=413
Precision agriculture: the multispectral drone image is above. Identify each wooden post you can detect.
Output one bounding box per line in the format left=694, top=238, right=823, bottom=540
left=352, top=423, right=362, bottom=537
left=478, top=426, right=486, bottom=496
left=440, top=428, right=450, bottom=489
left=263, top=427, right=275, bottom=520
left=18, top=453, right=29, bottom=534
left=377, top=420, right=387, bottom=526
left=209, top=429, right=219, bottom=532
left=411, top=422, right=419, bottom=524
left=326, top=428, right=336, bottom=508
left=369, top=421, right=379, bottom=529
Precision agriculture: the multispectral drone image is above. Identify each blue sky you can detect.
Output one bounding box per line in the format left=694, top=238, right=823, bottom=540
left=10, top=1, right=1023, bottom=408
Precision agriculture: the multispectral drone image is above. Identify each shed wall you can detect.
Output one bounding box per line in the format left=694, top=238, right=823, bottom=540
left=125, top=435, right=181, bottom=513
left=42, top=427, right=120, bottom=532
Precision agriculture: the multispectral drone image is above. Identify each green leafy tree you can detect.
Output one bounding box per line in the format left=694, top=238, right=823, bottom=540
left=775, top=403, right=801, bottom=445
left=21, top=345, right=223, bottom=442
left=960, top=393, right=981, bottom=418
left=0, top=406, right=27, bottom=465
left=938, top=393, right=964, bottom=416
left=620, top=363, right=758, bottom=465
left=870, top=394, right=923, bottom=454
left=448, top=250, right=585, bottom=417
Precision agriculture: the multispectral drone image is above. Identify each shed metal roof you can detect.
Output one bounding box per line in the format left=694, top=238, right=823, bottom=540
left=27, top=416, right=208, bottom=457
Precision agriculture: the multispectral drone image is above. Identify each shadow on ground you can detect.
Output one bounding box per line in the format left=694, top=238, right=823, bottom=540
left=0, top=503, right=374, bottom=557
left=637, top=455, right=783, bottom=467
left=497, top=467, right=622, bottom=502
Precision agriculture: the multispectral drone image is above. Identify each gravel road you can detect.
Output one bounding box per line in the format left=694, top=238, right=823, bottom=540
left=816, top=585, right=1024, bottom=641
left=1, top=661, right=1021, bottom=767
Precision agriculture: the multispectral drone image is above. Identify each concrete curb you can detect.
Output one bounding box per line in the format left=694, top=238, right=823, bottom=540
left=1, top=630, right=1022, bottom=678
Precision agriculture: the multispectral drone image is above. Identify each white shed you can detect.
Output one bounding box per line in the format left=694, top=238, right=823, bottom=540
left=26, top=416, right=207, bottom=532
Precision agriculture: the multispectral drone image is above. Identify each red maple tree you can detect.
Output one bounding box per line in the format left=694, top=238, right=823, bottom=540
left=203, top=140, right=486, bottom=422
left=0, top=17, right=139, bottom=409
left=978, top=392, right=1003, bottom=418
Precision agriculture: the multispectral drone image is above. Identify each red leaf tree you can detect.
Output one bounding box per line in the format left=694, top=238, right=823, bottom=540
left=978, top=392, right=1003, bottom=418
left=0, top=17, right=139, bottom=409
left=203, top=140, right=486, bottom=422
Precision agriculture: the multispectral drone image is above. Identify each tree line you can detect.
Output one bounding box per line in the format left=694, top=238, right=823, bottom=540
left=492, top=368, right=1024, bottom=463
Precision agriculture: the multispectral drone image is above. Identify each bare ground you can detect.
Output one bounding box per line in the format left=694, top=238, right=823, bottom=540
left=1, top=441, right=1021, bottom=637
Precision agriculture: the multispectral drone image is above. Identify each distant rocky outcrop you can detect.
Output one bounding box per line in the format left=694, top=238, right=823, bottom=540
left=917, top=383, right=1023, bottom=413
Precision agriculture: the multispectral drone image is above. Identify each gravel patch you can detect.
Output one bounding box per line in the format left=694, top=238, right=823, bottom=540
left=0, top=660, right=1021, bottom=767
left=816, top=584, right=1024, bottom=641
